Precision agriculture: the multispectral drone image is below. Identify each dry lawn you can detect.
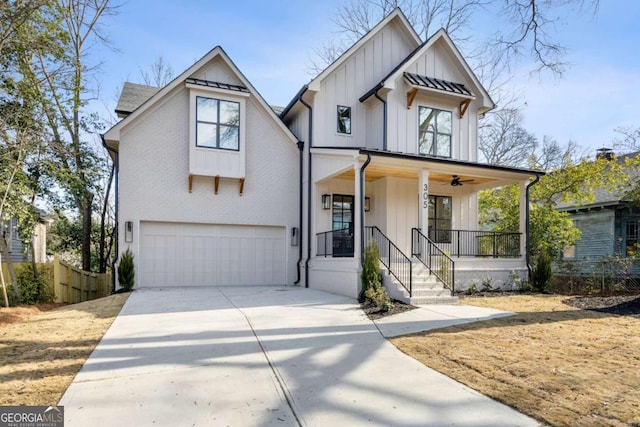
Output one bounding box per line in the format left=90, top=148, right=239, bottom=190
left=0, top=293, right=129, bottom=405
left=391, top=295, right=640, bottom=427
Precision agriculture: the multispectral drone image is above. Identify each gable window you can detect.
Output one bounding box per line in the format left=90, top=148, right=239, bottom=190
left=428, top=195, right=452, bottom=243
left=196, top=96, right=240, bottom=150
left=418, top=106, right=451, bottom=158
left=337, top=105, right=351, bottom=134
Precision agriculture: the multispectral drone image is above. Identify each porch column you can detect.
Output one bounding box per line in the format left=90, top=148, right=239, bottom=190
left=418, top=170, right=430, bottom=233
left=519, top=180, right=527, bottom=258
left=354, top=161, right=362, bottom=260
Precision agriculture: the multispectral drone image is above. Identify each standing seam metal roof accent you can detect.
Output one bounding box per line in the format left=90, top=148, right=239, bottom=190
left=403, top=72, right=474, bottom=97
left=185, top=77, right=249, bottom=93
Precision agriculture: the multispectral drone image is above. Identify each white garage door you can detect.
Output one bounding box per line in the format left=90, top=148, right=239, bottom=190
left=139, top=222, right=286, bottom=287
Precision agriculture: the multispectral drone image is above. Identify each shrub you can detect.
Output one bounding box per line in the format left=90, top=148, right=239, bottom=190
left=117, top=249, right=135, bottom=291
left=531, top=249, right=553, bottom=292
left=361, top=241, right=391, bottom=311
left=15, top=265, right=54, bottom=305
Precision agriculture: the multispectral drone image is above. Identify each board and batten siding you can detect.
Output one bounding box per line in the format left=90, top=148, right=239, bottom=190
left=315, top=19, right=417, bottom=149
left=384, top=41, right=478, bottom=161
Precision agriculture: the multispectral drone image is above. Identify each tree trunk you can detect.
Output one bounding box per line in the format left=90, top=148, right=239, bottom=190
left=99, top=162, right=114, bottom=273
left=82, top=194, right=93, bottom=272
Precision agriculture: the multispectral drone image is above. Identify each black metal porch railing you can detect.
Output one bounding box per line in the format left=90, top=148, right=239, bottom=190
left=366, top=226, right=413, bottom=296
left=412, top=228, right=455, bottom=295
left=316, top=229, right=354, bottom=257
left=429, top=229, right=521, bottom=258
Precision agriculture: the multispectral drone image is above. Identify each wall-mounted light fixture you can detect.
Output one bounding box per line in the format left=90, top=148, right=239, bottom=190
left=322, top=194, right=331, bottom=210
left=364, top=197, right=371, bottom=212
left=125, top=221, right=133, bottom=243
left=291, top=227, right=299, bottom=246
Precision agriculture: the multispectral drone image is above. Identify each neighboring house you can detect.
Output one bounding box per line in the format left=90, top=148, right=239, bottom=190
left=1, top=213, right=49, bottom=263
left=558, top=150, right=640, bottom=277
left=104, top=8, right=543, bottom=301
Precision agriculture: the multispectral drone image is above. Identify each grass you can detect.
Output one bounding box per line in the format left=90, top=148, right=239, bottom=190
left=391, top=295, right=640, bottom=427
left=0, top=293, right=129, bottom=406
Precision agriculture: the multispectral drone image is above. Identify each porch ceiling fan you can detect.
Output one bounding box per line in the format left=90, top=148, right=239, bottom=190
left=450, top=175, right=474, bottom=186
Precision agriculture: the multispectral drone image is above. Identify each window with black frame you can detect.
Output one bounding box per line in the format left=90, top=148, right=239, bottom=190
left=337, top=105, right=351, bottom=134
left=196, top=96, right=240, bottom=150
left=418, top=106, right=451, bottom=157
left=428, top=195, right=452, bottom=243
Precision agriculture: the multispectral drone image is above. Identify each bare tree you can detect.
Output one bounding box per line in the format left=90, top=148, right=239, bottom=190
left=139, top=56, right=174, bottom=87
left=613, top=126, right=640, bottom=153
left=311, top=0, right=599, bottom=76
left=479, top=108, right=537, bottom=166
left=32, top=0, right=117, bottom=272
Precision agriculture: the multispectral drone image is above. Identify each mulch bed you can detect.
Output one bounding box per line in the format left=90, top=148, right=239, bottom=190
left=563, top=294, right=640, bottom=316
left=361, top=300, right=417, bottom=320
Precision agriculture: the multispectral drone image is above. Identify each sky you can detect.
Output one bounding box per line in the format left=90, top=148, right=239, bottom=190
left=90, top=0, right=640, bottom=155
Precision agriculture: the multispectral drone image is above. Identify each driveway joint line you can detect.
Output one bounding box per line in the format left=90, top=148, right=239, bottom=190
left=217, top=287, right=305, bottom=427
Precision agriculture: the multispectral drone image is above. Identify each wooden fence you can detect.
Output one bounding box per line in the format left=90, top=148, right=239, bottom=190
left=1, top=255, right=112, bottom=304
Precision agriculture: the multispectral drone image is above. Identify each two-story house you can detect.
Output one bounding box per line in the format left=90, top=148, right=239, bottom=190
left=104, top=8, right=542, bottom=301
left=280, top=9, right=542, bottom=300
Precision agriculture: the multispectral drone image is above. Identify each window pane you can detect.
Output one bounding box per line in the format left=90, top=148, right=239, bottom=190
left=197, top=123, right=217, bottom=147
left=419, top=107, right=435, bottom=133
left=197, top=97, right=217, bottom=122
left=438, top=197, right=452, bottom=219
left=419, top=132, right=434, bottom=155
left=436, top=134, right=451, bottom=157
left=219, top=125, right=239, bottom=150
left=438, top=110, right=452, bottom=134
left=337, top=106, right=351, bottom=134
left=220, top=100, right=240, bottom=125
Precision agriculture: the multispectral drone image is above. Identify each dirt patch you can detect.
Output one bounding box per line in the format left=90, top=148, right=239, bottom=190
left=0, top=293, right=129, bottom=406
left=391, top=294, right=640, bottom=427
left=564, top=294, right=640, bottom=316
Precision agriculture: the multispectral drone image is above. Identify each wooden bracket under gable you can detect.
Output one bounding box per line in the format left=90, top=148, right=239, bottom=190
left=406, top=88, right=418, bottom=109
left=188, top=174, right=194, bottom=193
left=459, top=99, right=471, bottom=118
left=239, top=178, right=245, bottom=196
left=214, top=176, right=220, bottom=194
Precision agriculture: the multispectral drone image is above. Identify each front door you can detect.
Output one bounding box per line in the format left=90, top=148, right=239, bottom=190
left=332, top=194, right=354, bottom=257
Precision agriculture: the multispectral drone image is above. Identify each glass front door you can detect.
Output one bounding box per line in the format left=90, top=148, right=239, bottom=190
left=332, top=194, right=354, bottom=257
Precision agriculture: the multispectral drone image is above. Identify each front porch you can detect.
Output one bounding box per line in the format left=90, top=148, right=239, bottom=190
left=306, top=148, right=541, bottom=300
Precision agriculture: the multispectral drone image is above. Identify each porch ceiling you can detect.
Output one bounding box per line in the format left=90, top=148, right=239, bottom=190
left=336, top=166, right=496, bottom=185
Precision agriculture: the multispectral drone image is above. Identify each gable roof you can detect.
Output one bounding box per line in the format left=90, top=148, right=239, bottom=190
left=104, top=46, right=298, bottom=148
left=115, top=82, right=160, bottom=118
left=361, top=28, right=494, bottom=113
left=307, top=8, right=421, bottom=93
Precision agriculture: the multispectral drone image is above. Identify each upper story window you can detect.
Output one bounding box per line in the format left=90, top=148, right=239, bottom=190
left=418, top=106, right=451, bottom=158
left=196, top=96, right=240, bottom=150
left=337, top=105, right=351, bottom=134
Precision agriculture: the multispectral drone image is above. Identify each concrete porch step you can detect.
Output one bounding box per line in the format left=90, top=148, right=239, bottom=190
left=410, top=295, right=459, bottom=305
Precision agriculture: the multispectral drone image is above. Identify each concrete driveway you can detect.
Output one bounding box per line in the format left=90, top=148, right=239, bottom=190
left=59, top=286, right=539, bottom=426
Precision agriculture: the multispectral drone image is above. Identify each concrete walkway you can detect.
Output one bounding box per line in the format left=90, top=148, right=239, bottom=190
left=59, top=286, right=539, bottom=426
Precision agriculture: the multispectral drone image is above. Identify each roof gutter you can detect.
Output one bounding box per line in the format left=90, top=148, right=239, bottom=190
left=294, top=140, right=304, bottom=285
left=373, top=88, right=388, bottom=151
left=101, top=135, right=118, bottom=293
left=295, top=86, right=313, bottom=289
left=525, top=174, right=541, bottom=280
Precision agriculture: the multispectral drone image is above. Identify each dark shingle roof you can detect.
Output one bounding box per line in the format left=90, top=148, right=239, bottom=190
left=404, top=72, right=474, bottom=97
left=115, top=82, right=161, bottom=118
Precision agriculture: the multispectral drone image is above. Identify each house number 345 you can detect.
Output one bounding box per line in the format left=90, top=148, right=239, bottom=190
left=422, top=184, right=429, bottom=209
